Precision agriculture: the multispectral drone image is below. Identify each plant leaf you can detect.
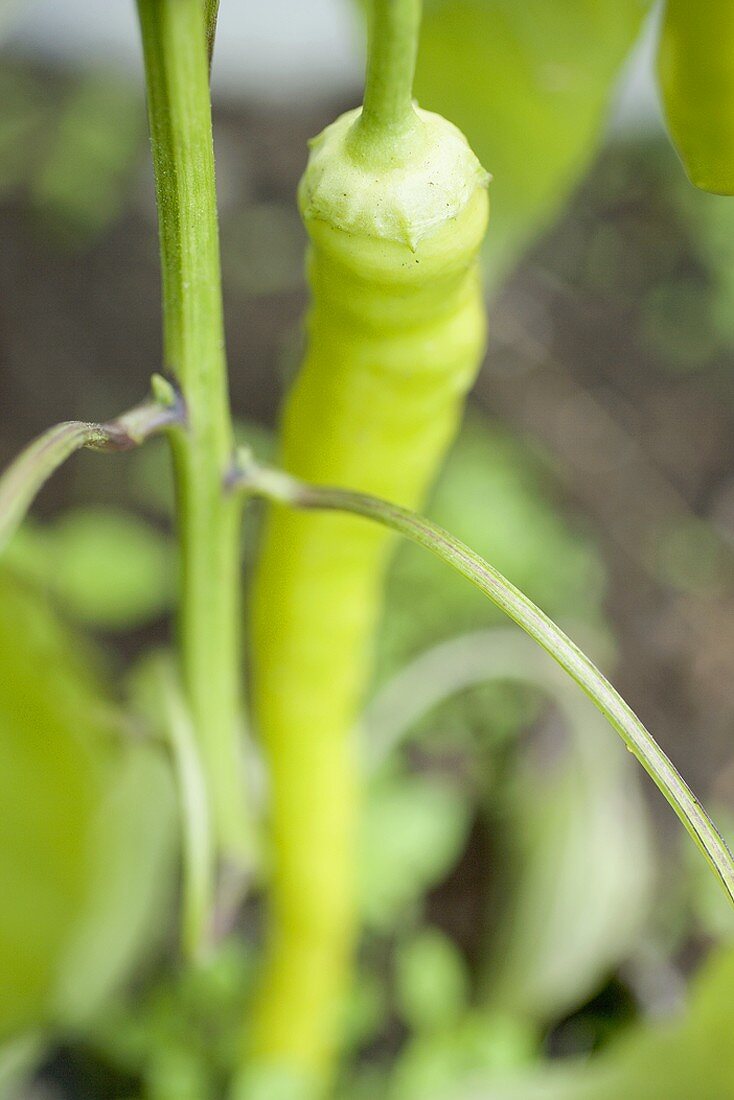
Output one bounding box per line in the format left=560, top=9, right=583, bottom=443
left=414, top=0, right=652, bottom=286
left=447, top=947, right=734, bottom=1100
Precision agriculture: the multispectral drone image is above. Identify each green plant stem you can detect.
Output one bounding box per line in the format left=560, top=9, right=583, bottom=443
left=204, top=0, right=220, bottom=70
left=361, top=0, right=421, bottom=132
left=137, top=0, right=248, bottom=875
left=233, top=456, right=734, bottom=906
left=0, top=385, right=182, bottom=555
left=350, top=0, right=423, bottom=162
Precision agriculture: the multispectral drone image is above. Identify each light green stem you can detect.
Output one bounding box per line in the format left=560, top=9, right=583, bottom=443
left=350, top=0, right=423, bottom=160
left=204, top=0, right=220, bottom=69
left=136, top=0, right=248, bottom=881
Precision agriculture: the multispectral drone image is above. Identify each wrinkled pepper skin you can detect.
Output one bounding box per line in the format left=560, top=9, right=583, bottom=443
left=249, top=105, right=488, bottom=1083
left=658, top=0, right=734, bottom=195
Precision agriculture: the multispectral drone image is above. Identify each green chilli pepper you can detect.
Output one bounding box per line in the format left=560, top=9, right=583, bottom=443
left=658, top=0, right=734, bottom=195
left=249, top=0, right=489, bottom=1085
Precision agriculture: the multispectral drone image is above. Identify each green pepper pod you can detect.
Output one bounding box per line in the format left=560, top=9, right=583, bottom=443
left=248, top=1, right=489, bottom=1086
left=658, top=0, right=734, bottom=195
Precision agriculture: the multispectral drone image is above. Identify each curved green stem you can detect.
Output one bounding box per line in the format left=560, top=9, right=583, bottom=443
left=0, top=384, right=182, bottom=556
left=137, top=0, right=250, bottom=878
left=233, top=456, right=734, bottom=907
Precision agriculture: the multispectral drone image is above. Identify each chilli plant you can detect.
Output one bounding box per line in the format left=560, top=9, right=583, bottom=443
left=2, top=1, right=734, bottom=1098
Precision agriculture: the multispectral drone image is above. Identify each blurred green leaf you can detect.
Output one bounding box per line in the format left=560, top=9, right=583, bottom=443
left=90, top=937, right=256, bottom=1099
left=30, top=70, right=142, bottom=246
left=414, top=0, right=651, bottom=286
left=388, top=1011, right=537, bottom=1100
left=0, top=67, right=45, bottom=197
left=0, top=568, right=106, bottom=1036
left=448, top=947, right=734, bottom=1100
left=340, top=968, right=387, bottom=1053
left=653, top=515, right=727, bottom=595
left=380, top=415, right=607, bottom=678
left=641, top=280, right=720, bottom=370
left=670, top=173, right=734, bottom=351
left=359, top=771, right=473, bottom=931
left=369, top=626, right=651, bottom=1030
left=395, top=927, right=470, bottom=1033
left=482, top=695, right=653, bottom=1024
left=0, top=1033, right=44, bottom=1100
left=52, top=741, right=176, bottom=1026
left=7, top=507, right=175, bottom=630
left=0, top=567, right=175, bottom=1042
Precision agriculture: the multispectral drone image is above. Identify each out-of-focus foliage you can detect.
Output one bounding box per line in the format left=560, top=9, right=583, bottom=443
left=0, top=64, right=140, bottom=244
left=357, top=628, right=652, bottom=1095
left=413, top=0, right=651, bottom=286
left=380, top=414, right=608, bottom=676
left=671, top=172, right=734, bottom=353
left=448, top=947, right=734, bottom=1100
left=359, top=768, right=473, bottom=932
left=657, top=0, right=734, bottom=196
left=395, top=926, right=471, bottom=1034
left=562, top=137, right=734, bottom=375
left=0, top=567, right=175, bottom=1040
left=30, top=70, right=142, bottom=245
left=7, top=507, right=175, bottom=630
left=387, top=1012, right=537, bottom=1100
left=0, top=67, right=44, bottom=195
left=90, top=939, right=255, bottom=1100
left=483, top=689, right=653, bottom=1024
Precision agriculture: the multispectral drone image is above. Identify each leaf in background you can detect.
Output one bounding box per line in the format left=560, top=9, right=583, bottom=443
left=379, top=414, right=607, bottom=678
left=359, top=771, right=473, bottom=932
left=482, top=694, right=653, bottom=1024
left=414, top=0, right=651, bottom=287
left=395, top=927, right=471, bottom=1034
left=0, top=1034, right=44, bottom=1100
left=89, top=938, right=257, bottom=1100
left=367, top=628, right=652, bottom=1040
left=30, top=69, right=142, bottom=246
left=446, top=947, right=734, bottom=1100
left=6, top=507, right=175, bottom=630
left=388, top=1011, right=537, bottom=1100
left=0, top=568, right=105, bottom=1037
left=0, top=567, right=175, bottom=1044
left=669, top=168, right=734, bottom=350
left=0, top=67, right=45, bottom=197
left=52, top=741, right=176, bottom=1027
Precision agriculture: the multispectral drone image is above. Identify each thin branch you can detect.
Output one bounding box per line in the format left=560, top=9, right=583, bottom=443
left=231, top=453, right=734, bottom=907
left=0, top=381, right=184, bottom=555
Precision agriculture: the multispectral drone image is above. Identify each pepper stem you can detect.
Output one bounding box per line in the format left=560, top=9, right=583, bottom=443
left=350, top=0, right=423, bottom=160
